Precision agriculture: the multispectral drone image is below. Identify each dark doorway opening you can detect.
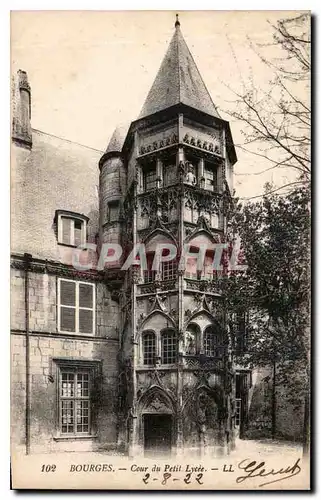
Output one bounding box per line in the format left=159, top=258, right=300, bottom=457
left=144, top=414, right=172, bottom=457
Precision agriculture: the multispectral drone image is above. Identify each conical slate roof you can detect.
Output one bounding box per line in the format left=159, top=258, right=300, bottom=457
left=138, top=22, right=220, bottom=119
left=105, top=123, right=129, bottom=154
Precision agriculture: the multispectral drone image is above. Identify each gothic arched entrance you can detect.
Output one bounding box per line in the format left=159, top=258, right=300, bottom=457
left=137, top=387, right=175, bottom=458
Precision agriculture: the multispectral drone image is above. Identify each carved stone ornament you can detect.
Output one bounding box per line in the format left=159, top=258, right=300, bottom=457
left=183, top=133, right=221, bottom=155
left=146, top=397, right=171, bottom=413
left=139, top=133, right=178, bottom=156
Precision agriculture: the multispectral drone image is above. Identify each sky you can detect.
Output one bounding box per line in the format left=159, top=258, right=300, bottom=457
left=11, top=10, right=308, bottom=198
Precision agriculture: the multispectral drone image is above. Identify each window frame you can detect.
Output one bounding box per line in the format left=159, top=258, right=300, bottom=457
left=56, top=210, right=88, bottom=247
left=163, top=157, right=177, bottom=187
left=53, top=358, right=101, bottom=439
left=143, top=165, right=157, bottom=191
left=161, top=329, right=178, bottom=365
left=142, top=331, right=157, bottom=366
left=57, top=278, right=96, bottom=335
left=143, top=252, right=157, bottom=283
left=59, top=369, right=91, bottom=435
left=161, top=260, right=178, bottom=281
left=108, top=201, right=120, bottom=222
left=203, top=326, right=222, bottom=357
left=204, top=162, right=217, bottom=192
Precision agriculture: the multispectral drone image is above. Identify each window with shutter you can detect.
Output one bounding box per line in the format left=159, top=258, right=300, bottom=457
left=58, top=279, right=95, bottom=334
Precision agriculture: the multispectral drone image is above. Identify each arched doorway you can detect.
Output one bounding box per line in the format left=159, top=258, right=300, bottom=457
left=138, top=387, right=175, bottom=458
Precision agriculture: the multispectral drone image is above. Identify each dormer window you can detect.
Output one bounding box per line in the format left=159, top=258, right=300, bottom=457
left=55, top=210, right=88, bottom=247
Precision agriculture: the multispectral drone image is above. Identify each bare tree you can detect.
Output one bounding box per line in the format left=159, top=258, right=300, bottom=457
left=225, top=13, right=310, bottom=190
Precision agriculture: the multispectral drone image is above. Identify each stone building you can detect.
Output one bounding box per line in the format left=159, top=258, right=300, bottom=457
left=11, top=18, right=303, bottom=458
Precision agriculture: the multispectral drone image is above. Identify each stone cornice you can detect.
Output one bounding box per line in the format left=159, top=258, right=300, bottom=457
left=10, top=254, right=104, bottom=282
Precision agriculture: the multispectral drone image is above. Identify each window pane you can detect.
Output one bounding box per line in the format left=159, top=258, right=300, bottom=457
left=60, top=306, right=76, bottom=332
left=144, top=168, right=157, bottom=191
left=79, top=309, right=93, bottom=334
left=74, top=219, right=83, bottom=246
left=164, top=164, right=176, bottom=186
left=162, top=260, right=177, bottom=281
left=75, top=400, right=90, bottom=433
left=61, top=217, right=72, bottom=245
left=143, top=333, right=156, bottom=365
left=76, top=372, right=90, bottom=397
left=144, top=253, right=156, bottom=283
left=79, top=283, right=93, bottom=308
left=61, top=400, right=74, bottom=433
left=161, top=331, right=177, bottom=364
left=59, top=368, right=92, bottom=435
left=61, top=372, right=74, bottom=397
left=204, top=165, right=217, bottom=191
left=204, top=328, right=220, bottom=356
left=60, top=280, right=76, bottom=306
left=202, top=255, right=214, bottom=281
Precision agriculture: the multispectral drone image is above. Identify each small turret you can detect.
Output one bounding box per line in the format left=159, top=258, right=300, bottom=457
left=99, top=125, right=128, bottom=268
left=12, top=69, right=32, bottom=148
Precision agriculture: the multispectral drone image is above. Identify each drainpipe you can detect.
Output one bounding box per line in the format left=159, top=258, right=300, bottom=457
left=24, top=252, right=32, bottom=455
left=271, top=357, right=277, bottom=439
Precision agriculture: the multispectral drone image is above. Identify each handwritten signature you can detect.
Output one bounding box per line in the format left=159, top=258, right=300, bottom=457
left=236, top=458, right=301, bottom=487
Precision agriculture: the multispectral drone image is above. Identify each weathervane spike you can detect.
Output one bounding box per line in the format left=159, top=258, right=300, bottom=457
left=175, top=13, right=180, bottom=28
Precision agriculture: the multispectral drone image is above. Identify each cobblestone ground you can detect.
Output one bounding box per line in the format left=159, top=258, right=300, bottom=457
left=231, top=438, right=303, bottom=460
left=14, top=438, right=303, bottom=461
left=18, top=438, right=302, bottom=459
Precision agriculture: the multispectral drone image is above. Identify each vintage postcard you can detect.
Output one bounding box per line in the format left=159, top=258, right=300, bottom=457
left=10, top=10, right=311, bottom=490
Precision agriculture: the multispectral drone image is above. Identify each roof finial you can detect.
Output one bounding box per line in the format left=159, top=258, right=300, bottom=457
left=175, top=13, right=180, bottom=28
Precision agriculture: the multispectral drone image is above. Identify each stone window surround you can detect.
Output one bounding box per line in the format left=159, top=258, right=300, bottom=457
left=52, top=357, right=101, bottom=441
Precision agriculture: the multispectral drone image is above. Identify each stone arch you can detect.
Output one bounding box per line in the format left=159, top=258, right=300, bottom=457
left=137, top=312, right=176, bottom=363
left=203, top=324, right=224, bottom=358
left=138, top=385, right=175, bottom=415
left=186, top=310, right=215, bottom=332
left=186, top=229, right=218, bottom=248
left=144, top=230, right=177, bottom=252
left=140, top=310, right=175, bottom=333
left=137, top=385, right=176, bottom=454
left=182, top=384, right=226, bottom=453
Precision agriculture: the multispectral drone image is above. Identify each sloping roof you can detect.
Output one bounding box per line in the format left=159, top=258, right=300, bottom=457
left=11, top=129, right=101, bottom=261
left=105, top=123, right=129, bottom=154
left=138, top=24, right=220, bottom=119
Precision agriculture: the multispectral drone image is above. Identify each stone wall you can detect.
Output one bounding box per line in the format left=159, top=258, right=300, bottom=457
left=244, top=366, right=304, bottom=441
left=11, top=267, right=120, bottom=454
left=11, top=334, right=119, bottom=454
